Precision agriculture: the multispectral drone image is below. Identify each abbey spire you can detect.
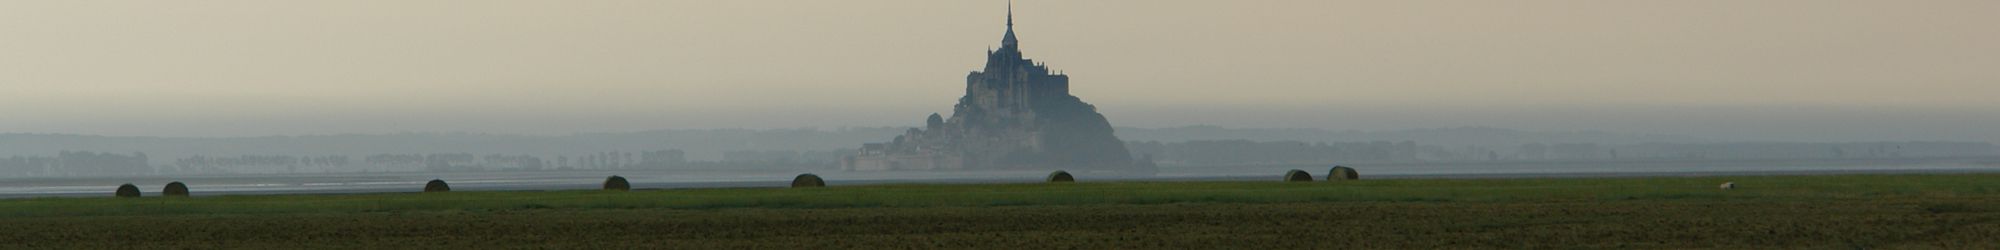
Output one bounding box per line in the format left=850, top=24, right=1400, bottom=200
left=845, top=0, right=1138, bottom=174
left=848, top=0, right=1144, bottom=174
left=1001, top=0, right=1018, bottom=48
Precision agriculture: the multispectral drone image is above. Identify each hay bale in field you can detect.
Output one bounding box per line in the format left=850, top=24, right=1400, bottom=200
left=791, top=173, right=826, bottom=188
left=115, top=183, right=141, bottom=198
left=603, top=175, right=631, bottom=191
left=1046, top=170, right=1075, bottom=183
left=1328, top=166, right=1359, bottom=181
left=1720, top=182, right=1736, bottom=190
left=163, top=182, right=190, bottom=197
left=424, top=179, right=451, bottom=192
left=1284, top=169, right=1313, bottom=182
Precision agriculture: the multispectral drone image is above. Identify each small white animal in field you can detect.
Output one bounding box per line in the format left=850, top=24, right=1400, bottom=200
left=1719, top=182, right=1736, bottom=190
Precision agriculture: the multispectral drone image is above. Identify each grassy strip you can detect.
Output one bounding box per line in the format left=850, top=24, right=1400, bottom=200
left=2, top=173, right=1994, bottom=217
left=7, top=199, right=2000, bottom=248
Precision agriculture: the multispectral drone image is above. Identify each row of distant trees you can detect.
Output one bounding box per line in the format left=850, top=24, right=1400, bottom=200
left=324, top=150, right=692, bottom=173
left=164, top=149, right=862, bottom=174
left=720, top=149, right=853, bottom=167
left=169, top=155, right=348, bottom=174
left=14, top=150, right=700, bottom=175
left=1515, top=142, right=1997, bottom=160
left=1127, top=140, right=1428, bottom=165
left=1, top=151, right=150, bottom=177
left=1130, top=140, right=2000, bottom=166
left=8, top=141, right=1993, bottom=176
left=4, top=148, right=856, bottom=177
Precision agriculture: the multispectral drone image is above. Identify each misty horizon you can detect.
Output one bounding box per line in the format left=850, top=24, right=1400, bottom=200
left=5, top=104, right=1997, bottom=145
left=5, top=0, right=1997, bottom=142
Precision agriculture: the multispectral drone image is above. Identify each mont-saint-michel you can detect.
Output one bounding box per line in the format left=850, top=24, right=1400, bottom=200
left=7, top=1, right=2000, bottom=248
left=841, top=7, right=1145, bottom=174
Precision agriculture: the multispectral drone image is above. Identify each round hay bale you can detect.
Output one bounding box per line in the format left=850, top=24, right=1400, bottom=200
left=163, top=182, right=190, bottom=197
left=115, top=183, right=141, bottom=198
left=424, top=179, right=451, bottom=192
left=603, top=175, right=631, bottom=191
left=791, top=173, right=826, bottom=188
left=1720, top=182, right=1736, bottom=190
left=1046, top=170, right=1075, bottom=183
left=1328, top=166, right=1359, bottom=181
left=1284, top=169, right=1314, bottom=182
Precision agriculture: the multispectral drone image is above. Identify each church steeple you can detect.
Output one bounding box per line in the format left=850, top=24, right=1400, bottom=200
left=1001, top=0, right=1018, bottom=48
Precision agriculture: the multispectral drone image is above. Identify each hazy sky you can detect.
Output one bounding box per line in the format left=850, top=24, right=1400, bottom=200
left=2, top=1, right=1995, bottom=141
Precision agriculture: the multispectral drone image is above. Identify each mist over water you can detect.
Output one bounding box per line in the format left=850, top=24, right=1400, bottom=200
left=6, top=102, right=2000, bottom=197
left=7, top=104, right=1997, bottom=144
left=1104, top=104, right=2000, bottom=144
left=3, top=1, right=1999, bottom=197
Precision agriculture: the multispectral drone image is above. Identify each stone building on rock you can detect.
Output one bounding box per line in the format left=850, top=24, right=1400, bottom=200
left=844, top=4, right=1144, bottom=175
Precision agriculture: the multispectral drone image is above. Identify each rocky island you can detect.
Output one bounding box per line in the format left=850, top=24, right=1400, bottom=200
left=843, top=5, right=1147, bottom=175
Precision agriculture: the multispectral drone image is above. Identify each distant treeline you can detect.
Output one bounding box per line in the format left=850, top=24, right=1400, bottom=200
left=5, top=148, right=871, bottom=176
left=0, top=126, right=1707, bottom=164
left=1, top=151, right=150, bottom=177
left=720, top=149, right=854, bottom=167
left=1514, top=142, right=1997, bottom=160
left=0, top=148, right=886, bottom=177
left=167, top=150, right=692, bottom=174
left=3, top=127, right=1997, bottom=176
left=1127, top=140, right=1427, bottom=165
left=170, top=155, right=349, bottom=174
left=1130, top=140, right=2000, bottom=166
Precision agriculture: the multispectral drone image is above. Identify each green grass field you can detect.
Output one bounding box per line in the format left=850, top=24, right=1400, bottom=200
left=4, top=174, right=1998, bottom=248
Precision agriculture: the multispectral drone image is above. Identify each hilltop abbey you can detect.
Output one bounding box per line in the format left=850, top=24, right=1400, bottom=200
left=843, top=4, right=1143, bottom=173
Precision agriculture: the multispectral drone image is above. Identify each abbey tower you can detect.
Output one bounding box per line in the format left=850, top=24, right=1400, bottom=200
left=845, top=3, right=1140, bottom=173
